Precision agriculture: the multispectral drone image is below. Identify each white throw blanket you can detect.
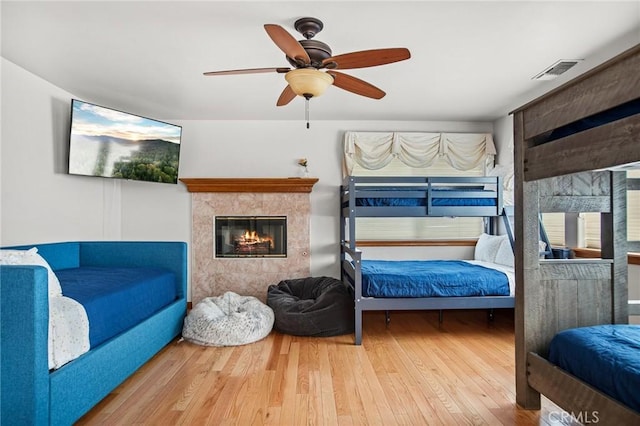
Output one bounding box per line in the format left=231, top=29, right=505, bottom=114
left=49, top=296, right=90, bottom=370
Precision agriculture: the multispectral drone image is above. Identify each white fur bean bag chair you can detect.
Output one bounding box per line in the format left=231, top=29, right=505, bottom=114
left=182, top=292, right=274, bottom=346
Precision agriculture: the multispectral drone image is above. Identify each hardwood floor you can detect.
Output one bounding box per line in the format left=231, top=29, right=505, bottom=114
left=77, top=309, right=570, bottom=425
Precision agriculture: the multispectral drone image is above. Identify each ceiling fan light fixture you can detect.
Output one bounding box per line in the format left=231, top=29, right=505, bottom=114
left=285, top=69, right=333, bottom=98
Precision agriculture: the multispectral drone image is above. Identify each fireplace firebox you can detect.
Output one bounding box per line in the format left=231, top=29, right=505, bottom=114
left=215, top=216, right=287, bottom=258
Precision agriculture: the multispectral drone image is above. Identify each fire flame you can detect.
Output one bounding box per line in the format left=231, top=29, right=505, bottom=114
left=237, top=230, right=274, bottom=248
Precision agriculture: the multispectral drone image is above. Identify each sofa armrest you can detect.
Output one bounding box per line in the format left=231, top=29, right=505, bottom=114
left=78, top=241, right=188, bottom=299
left=0, top=265, right=51, bottom=425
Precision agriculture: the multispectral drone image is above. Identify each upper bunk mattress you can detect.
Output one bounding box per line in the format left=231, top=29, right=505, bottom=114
left=548, top=324, right=640, bottom=412
left=360, top=260, right=510, bottom=298
left=57, top=267, right=178, bottom=348
left=355, top=188, right=497, bottom=207
left=543, top=98, right=640, bottom=144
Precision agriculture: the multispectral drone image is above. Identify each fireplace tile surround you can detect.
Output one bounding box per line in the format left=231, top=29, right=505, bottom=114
left=181, top=178, right=318, bottom=305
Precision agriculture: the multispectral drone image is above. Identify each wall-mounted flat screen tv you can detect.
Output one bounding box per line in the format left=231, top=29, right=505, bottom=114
left=68, top=99, right=182, bottom=184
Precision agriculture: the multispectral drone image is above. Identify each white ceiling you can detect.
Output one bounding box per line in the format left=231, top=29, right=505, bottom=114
left=2, top=1, right=639, bottom=123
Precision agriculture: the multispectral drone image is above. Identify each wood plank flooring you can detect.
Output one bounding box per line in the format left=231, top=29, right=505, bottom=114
left=77, top=309, right=571, bottom=425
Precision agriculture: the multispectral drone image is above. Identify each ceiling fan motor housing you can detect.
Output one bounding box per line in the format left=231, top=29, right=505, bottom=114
left=287, top=39, right=332, bottom=68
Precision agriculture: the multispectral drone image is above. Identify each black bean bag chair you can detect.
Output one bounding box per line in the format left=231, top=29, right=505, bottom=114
left=267, top=276, right=354, bottom=337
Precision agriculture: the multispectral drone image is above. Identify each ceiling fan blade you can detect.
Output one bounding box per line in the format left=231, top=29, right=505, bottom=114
left=203, top=67, right=290, bottom=76
left=264, top=24, right=310, bottom=65
left=277, top=85, right=297, bottom=106
left=323, top=48, right=411, bottom=70
left=327, top=71, right=386, bottom=99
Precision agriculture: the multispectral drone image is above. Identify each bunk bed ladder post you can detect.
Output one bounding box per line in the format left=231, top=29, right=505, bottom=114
left=629, top=177, right=640, bottom=316
left=514, top=109, right=543, bottom=410
left=354, top=251, right=363, bottom=345
left=486, top=175, right=503, bottom=235
left=348, top=176, right=357, bottom=250
left=602, top=170, right=629, bottom=324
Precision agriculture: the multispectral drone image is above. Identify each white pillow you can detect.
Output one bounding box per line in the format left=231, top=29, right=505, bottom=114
left=474, top=233, right=507, bottom=263
left=485, top=164, right=514, bottom=188
left=494, top=237, right=514, bottom=268
left=0, top=247, right=63, bottom=297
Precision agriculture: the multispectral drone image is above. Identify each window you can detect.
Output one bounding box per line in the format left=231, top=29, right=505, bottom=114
left=540, top=212, right=566, bottom=247
left=541, top=170, right=640, bottom=251
left=582, top=170, right=640, bottom=251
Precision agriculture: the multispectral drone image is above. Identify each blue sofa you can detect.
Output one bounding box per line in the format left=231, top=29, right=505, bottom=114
left=0, top=241, right=188, bottom=425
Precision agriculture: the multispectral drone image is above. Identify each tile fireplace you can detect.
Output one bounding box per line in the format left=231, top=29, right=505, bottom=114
left=181, top=177, right=318, bottom=304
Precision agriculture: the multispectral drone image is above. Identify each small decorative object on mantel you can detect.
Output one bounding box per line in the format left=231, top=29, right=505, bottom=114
left=298, top=158, right=309, bottom=177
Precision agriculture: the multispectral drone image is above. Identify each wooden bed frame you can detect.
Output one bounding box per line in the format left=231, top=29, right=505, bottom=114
left=512, top=43, right=640, bottom=421
left=340, top=175, right=514, bottom=345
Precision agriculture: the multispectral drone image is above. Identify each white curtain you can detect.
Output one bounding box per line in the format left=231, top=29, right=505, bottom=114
left=343, top=131, right=496, bottom=176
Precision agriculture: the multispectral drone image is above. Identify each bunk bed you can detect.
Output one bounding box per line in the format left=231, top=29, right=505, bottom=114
left=513, top=43, right=640, bottom=422
left=340, top=175, right=516, bottom=345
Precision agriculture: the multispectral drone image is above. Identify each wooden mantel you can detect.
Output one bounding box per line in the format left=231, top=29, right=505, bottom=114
left=179, top=177, right=319, bottom=193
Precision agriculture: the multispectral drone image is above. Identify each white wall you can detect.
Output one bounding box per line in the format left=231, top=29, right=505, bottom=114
left=1, top=59, right=493, bottom=295
left=492, top=115, right=514, bottom=167
left=5, top=58, right=637, bottom=307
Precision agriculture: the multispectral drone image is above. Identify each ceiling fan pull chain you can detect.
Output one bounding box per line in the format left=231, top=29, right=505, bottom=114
left=305, top=97, right=310, bottom=129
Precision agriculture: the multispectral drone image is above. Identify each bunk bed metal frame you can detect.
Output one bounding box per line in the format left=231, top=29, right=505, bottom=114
left=513, top=43, right=640, bottom=422
left=340, top=175, right=515, bottom=345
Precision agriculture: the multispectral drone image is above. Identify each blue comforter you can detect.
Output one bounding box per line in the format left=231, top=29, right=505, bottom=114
left=548, top=325, right=640, bottom=412
left=57, top=267, right=178, bottom=348
left=361, top=260, right=509, bottom=297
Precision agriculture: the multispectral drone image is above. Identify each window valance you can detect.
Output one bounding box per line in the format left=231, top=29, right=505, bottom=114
left=343, top=131, right=496, bottom=176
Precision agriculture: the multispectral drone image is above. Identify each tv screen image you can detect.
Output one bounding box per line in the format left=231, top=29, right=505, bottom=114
left=68, top=99, right=182, bottom=184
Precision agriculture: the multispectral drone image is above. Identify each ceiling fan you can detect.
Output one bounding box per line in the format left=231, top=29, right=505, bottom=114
left=203, top=17, right=411, bottom=108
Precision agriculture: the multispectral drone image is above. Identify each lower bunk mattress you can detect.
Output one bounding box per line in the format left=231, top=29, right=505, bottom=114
left=356, top=188, right=497, bottom=207
left=58, top=267, right=178, bottom=348
left=548, top=325, right=640, bottom=412
left=360, top=260, right=513, bottom=298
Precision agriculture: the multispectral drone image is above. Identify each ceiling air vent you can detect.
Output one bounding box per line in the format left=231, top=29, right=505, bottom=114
left=532, top=59, right=582, bottom=80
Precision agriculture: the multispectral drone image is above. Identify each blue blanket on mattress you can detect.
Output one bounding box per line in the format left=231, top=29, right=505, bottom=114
left=361, top=260, right=509, bottom=297
left=356, top=188, right=497, bottom=207
left=57, top=267, right=178, bottom=348
left=548, top=325, right=640, bottom=412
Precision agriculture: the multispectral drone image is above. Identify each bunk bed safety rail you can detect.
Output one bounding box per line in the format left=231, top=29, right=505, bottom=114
left=341, top=175, right=504, bottom=217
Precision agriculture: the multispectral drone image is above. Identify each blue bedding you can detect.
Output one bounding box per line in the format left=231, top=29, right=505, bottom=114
left=356, top=188, right=497, bottom=207
left=57, top=267, right=178, bottom=347
left=548, top=325, right=640, bottom=412
left=361, top=260, right=509, bottom=297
